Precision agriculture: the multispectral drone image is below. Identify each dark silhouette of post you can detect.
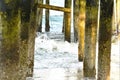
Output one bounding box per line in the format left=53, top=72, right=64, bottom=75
left=73, top=0, right=79, bottom=42
left=64, top=0, right=71, bottom=42
left=62, top=15, right=65, bottom=33
left=37, top=0, right=43, bottom=32
left=83, top=0, right=98, bottom=78
left=98, top=0, right=113, bottom=80
left=45, top=0, right=50, bottom=32
left=62, top=0, right=66, bottom=33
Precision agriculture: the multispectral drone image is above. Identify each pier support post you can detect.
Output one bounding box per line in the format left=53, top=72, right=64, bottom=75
left=64, top=0, right=71, bottom=42
left=77, top=0, right=86, bottom=61
left=45, top=0, right=50, bottom=32
left=83, top=0, right=98, bottom=78
left=37, top=0, right=43, bottom=32
left=0, top=0, right=21, bottom=79
left=98, top=0, right=113, bottom=80
left=73, top=0, right=79, bottom=42
left=27, top=0, right=37, bottom=77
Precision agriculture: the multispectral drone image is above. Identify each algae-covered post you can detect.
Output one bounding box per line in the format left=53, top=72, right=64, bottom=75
left=83, top=0, right=98, bottom=78
left=27, top=0, right=37, bottom=77
left=64, top=0, right=71, bottom=42
left=98, top=0, right=113, bottom=80
left=0, top=0, right=21, bottom=80
left=20, top=0, right=32, bottom=79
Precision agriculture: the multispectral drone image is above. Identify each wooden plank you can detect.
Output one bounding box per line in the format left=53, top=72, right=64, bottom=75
left=37, top=4, right=71, bottom=13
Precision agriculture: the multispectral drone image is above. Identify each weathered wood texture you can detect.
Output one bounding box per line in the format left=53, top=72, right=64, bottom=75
left=37, top=4, right=71, bottom=13
left=64, top=0, right=71, bottom=42
left=83, top=0, right=98, bottom=78
left=77, top=0, right=86, bottom=61
left=27, top=0, right=37, bottom=77
left=0, top=0, right=21, bottom=80
left=45, top=0, right=50, bottom=32
left=20, top=0, right=32, bottom=79
left=98, top=0, right=113, bottom=80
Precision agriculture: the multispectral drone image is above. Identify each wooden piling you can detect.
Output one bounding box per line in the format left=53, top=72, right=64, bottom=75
left=83, top=0, right=98, bottom=78
left=77, top=0, right=86, bottom=61
left=0, top=0, right=21, bottom=79
left=64, top=0, right=71, bottom=42
left=37, top=0, right=43, bottom=32
left=20, top=0, right=31, bottom=79
left=98, top=0, right=113, bottom=80
left=45, top=0, right=50, bottom=32
left=27, top=0, right=37, bottom=77
left=73, top=0, right=79, bottom=42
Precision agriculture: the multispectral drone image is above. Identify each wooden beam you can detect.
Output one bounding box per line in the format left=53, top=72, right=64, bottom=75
left=37, top=4, right=71, bottom=13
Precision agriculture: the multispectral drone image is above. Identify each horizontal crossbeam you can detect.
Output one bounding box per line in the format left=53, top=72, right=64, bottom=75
left=37, top=4, right=71, bottom=13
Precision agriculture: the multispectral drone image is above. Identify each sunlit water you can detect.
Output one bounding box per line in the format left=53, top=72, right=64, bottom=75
left=32, top=15, right=120, bottom=80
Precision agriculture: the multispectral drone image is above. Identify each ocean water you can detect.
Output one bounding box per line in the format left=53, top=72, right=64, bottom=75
left=41, top=15, right=64, bottom=33
left=33, top=15, right=120, bottom=80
